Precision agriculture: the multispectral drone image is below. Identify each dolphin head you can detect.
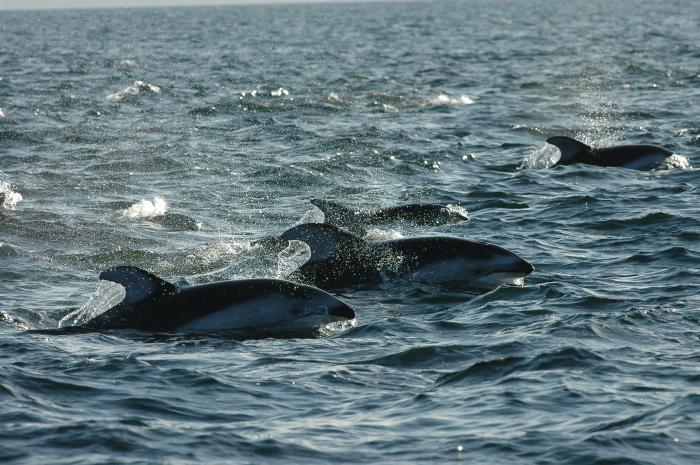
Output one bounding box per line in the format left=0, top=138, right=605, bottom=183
left=466, top=243, right=534, bottom=285
left=397, top=238, right=534, bottom=287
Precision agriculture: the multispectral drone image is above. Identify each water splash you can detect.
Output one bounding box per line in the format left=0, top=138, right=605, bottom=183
left=106, top=80, right=161, bottom=102
left=123, top=197, right=167, bottom=219
left=519, top=143, right=560, bottom=170
left=427, top=94, right=475, bottom=106
left=117, top=59, right=139, bottom=68
left=295, top=207, right=324, bottom=225
left=58, top=280, right=125, bottom=328
left=276, top=240, right=311, bottom=278
left=662, top=154, right=692, bottom=170
left=446, top=204, right=469, bottom=219
left=0, top=179, right=23, bottom=210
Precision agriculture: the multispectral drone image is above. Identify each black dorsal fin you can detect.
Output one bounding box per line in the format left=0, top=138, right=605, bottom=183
left=99, top=266, right=176, bottom=305
left=280, top=223, right=366, bottom=264
left=547, top=136, right=592, bottom=165
left=310, top=199, right=356, bottom=227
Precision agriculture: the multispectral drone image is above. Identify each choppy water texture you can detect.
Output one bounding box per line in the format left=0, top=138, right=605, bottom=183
left=2, top=0, right=700, bottom=463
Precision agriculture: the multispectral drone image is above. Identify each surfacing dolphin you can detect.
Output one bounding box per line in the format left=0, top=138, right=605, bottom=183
left=75, top=266, right=355, bottom=336
left=547, top=136, right=674, bottom=171
left=311, top=199, right=468, bottom=235
left=280, top=223, right=533, bottom=290
left=148, top=213, right=201, bottom=231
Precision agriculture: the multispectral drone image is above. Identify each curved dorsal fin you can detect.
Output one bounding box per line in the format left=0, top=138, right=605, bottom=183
left=280, top=223, right=365, bottom=264
left=99, top=266, right=176, bottom=305
left=547, top=136, right=592, bottom=165
left=310, top=199, right=356, bottom=227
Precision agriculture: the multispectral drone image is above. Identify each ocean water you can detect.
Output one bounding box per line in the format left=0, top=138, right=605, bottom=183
left=1, top=0, right=699, bottom=463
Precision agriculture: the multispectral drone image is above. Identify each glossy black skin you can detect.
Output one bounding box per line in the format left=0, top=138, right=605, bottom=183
left=84, top=276, right=355, bottom=331
left=548, top=136, right=673, bottom=170
left=360, top=204, right=467, bottom=226
left=311, top=199, right=467, bottom=230
left=149, top=213, right=201, bottom=231
left=283, top=224, right=533, bottom=290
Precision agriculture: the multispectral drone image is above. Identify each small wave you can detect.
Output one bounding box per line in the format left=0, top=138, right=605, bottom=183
left=0, top=179, right=23, bottom=210
left=0, top=309, right=30, bottom=330
left=427, top=94, right=475, bottom=106
left=123, top=197, right=167, bottom=219
left=0, top=242, right=18, bottom=257
left=270, top=87, right=290, bottom=97
left=0, top=107, right=5, bottom=118
left=106, top=80, right=161, bottom=102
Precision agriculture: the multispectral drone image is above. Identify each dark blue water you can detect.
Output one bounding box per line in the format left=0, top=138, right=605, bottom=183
left=1, top=0, right=699, bottom=463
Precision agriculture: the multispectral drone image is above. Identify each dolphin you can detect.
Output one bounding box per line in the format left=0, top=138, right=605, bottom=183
left=547, top=136, right=674, bottom=171
left=78, top=266, right=355, bottom=335
left=280, top=223, right=533, bottom=290
left=149, top=213, right=201, bottom=231
left=311, top=199, right=468, bottom=235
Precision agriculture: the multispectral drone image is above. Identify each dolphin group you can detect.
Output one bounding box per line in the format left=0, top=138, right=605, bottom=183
left=547, top=136, right=674, bottom=171
left=280, top=223, right=533, bottom=290
left=79, top=266, right=355, bottom=335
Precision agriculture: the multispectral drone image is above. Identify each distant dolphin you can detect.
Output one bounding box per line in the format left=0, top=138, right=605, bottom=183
left=280, top=223, right=533, bottom=290
left=149, top=213, right=201, bottom=231
left=547, top=136, right=673, bottom=170
left=78, top=266, right=355, bottom=335
left=311, top=199, right=468, bottom=234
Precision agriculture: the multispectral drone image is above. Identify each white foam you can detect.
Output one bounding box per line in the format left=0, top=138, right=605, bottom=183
left=0, top=179, right=23, bottom=210
left=327, top=92, right=341, bottom=102
left=663, top=154, right=692, bottom=170
left=446, top=204, right=469, bottom=219
left=318, top=318, right=357, bottom=337
left=0, top=107, right=5, bottom=118
left=117, top=59, right=139, bottom=68
left=428, top=94, right=475, bottom=106
left=58, top=280, right=125, bottom=328
left=271, top=87, right=289, bottom=97
left=123, top=197, right=168, bottom=219
left=106, top=80, right=161, bottom=102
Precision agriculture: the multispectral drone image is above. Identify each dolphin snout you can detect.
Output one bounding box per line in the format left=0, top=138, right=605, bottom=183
left=328, top=301, right=356, bottom=320
left=516, top=257, right=535, bottom=275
